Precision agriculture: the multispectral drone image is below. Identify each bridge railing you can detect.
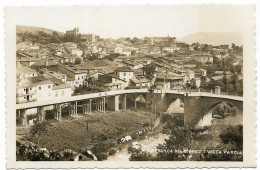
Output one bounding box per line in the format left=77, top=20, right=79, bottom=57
left=16, top=88, right=243, bottom=110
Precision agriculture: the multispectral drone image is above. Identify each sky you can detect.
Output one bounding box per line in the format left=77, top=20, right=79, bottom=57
left=7, top=5, right=254, bottom=39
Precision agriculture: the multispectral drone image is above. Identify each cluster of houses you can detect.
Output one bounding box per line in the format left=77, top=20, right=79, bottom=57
left=16, top=28, right=243, bottom=104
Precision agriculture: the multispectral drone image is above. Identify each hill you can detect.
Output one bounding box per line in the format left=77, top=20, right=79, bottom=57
left=178, top=32, right=243, bottom=46
left=16, top=25, right=64, bottom=35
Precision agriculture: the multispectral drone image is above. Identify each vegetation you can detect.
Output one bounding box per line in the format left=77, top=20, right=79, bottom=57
left=105, top=53, right=120, bottom=61
left=219, top=125, right=243, bottom=150
left=144, top=63, right=156, bottom=79
left=74, top=58, right=82, bottom=65
left=30, top=121, right=53, bottom=145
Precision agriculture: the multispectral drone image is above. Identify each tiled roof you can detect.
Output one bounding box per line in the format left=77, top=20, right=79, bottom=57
left=49, top=77, right=71, bottom=90
left=17, top=66, right=37, bottom=75
left=115, top=67, right=133, bottom=72
left=79, top=59, right=115, bottom=69
left=32, top=58, right=57, bottom=67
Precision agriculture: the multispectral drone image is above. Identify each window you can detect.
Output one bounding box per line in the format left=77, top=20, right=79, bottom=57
left=24, top=89, right=25, bottom=91
left=30, top=88, right=32, bottom=90
left=48, top=85, right=51, bottom=89
left=39, top=86, right=41, bottom=90
left=124, top=73, right=126, bottom=76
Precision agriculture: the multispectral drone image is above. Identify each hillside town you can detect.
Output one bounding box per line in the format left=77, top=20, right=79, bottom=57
left=16, top=27, right=243, bottom=104
left=16, top=26, right=244, bottom=162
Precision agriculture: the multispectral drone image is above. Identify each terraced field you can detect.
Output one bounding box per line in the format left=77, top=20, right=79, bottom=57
left=19, top=109, right=151, bottom=152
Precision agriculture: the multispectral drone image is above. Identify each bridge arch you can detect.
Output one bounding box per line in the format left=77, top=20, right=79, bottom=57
left=166, top=98, right=184, bottom=114
left=195, top=100, right=243, bottom=129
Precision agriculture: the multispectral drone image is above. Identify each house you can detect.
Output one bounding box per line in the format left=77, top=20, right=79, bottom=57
left=54, top=54, right=78, bottom=64
left=17, top=42, right=40, bottom=51
left=183, top=59, right=199, bottom=69
left=154, top=81, right=170, bottom=90
left=39, top=68, right=67, bottom=83
left=31, top=58, right=57, bottom=71
left=17, top=66, right=38, bottom=81
left=88, top=74, right=126, bottom=91
left=71, top=48, right=83, bottom=57
left=58, top=65, right=87, bottom=88
left=156, top=72, right=184, bottom=90
left=162, top=47, right=177, bottom=53
left=16, top=75, right=72, bottom=104
left=16, top=56, right=39, bottom=67
left=78, top=59, right=115, bottom=75
left=114, top=67, right=134, bottom=88
left=17, top=42, right=31, bottom=51
left=130, top=75, right=151, bottom=89
left=114, top=46, right=124, bottom=54
left=81, top=33, right=97, bottom=43
left=190, top=78, right=201, bottom=88
left=191, top=52, right=213, bottom=64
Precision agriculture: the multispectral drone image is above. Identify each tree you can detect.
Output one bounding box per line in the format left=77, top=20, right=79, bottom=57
left=148, top=85, right=157, bottom=131
left=156, top=127, right=193, bottom=161
left=222, top=70, right=228, bottom=92
left=30, top=122, right=53, bottom=145
left=145, top=63, right=156, bottom=79
left=51, top=31, right=62, bottom=43
left=125, top=37, right=131, bottom=42
left=74, top=58, right=82, bottom=65
left=202, top=44, right=209, bottom=52
left=75, top=33, right=82, bottom=43
left=131, top=37, right=139, bottom=44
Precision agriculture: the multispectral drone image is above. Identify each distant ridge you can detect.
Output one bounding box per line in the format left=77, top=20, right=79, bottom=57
left=178, top=32, right=243, bottom=46
left=16, top=25, right=64, bottom=35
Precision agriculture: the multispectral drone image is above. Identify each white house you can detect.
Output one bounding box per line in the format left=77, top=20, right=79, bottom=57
left=114, top=67, right=134, bottom=88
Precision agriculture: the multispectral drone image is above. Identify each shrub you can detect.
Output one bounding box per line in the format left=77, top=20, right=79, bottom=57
left=161, top=114, right=172, bottom=123
left=219, top=125, right=243, bottom=150
left=95, top=152, right=108, bottom=161
left=108, top=149, right=117, bottom=155
left=129, top=149, right=153, bottom=161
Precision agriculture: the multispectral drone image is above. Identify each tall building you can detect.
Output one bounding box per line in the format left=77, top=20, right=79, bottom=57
left=66, top=27, right=79, bottom=37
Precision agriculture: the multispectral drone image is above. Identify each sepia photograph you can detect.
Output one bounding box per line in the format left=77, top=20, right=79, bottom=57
left=4, top=3, right=257, bottom=168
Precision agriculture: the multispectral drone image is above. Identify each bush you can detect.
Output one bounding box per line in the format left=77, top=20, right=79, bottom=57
left=45, top=110, right=55, bottom=120
left=219, top=125, right=243, bottom=150
left=95, top=152, right=108, bottom=161
left=129, top=149, right=153, bottom=161
left=161, top=114, right=172, bottom=123
left=108, top=149, right=117, bottom=155
left=127, top=146, right=135, bottom=153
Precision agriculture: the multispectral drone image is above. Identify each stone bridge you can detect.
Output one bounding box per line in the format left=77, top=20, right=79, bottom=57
left=16, top=89, right=243, bottom=129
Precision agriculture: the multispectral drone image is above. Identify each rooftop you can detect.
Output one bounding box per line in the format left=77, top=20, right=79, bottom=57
left=32, top=58, right=57, bottom=67
left=115, top=67, right=133, bottom=72
left=17, top=66, right=38, bottom=75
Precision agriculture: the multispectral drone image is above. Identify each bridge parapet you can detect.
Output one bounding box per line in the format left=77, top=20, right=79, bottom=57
left=16, top=88, right=243, bottom=110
